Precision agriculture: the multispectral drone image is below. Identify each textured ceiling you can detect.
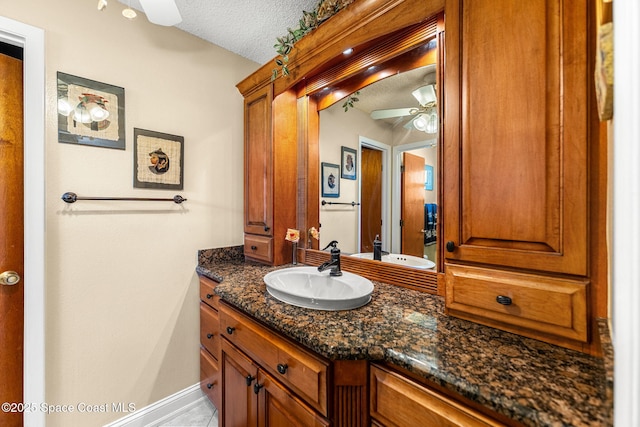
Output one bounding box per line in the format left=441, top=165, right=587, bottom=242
left=118, top=0, right=319, bottom=64
left=355, top=65, right=437, bottom=114
left=115, top=0, right=437, bottom=131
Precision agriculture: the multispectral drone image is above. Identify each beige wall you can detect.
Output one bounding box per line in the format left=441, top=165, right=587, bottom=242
left=2, top=1, right=256, bottom=425
left=319, top=100, right=392, bottom=253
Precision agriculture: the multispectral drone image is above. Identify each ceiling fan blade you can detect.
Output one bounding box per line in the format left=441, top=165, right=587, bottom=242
left=412, top=84, right=436, bottom=107
left=370, top=108, right=415, bottom=120
left=139, top=0, right=182, bottom=26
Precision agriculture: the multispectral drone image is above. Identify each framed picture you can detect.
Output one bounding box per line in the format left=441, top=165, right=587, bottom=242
left=56, top=72, right=125, bottom=149
left=424, top=164, right=434, bottom=191
left=133, top=128, right=184, bottom=190
left=341, top=146, right=357, bottom=180
left=321, top=162, right=340, bottom=198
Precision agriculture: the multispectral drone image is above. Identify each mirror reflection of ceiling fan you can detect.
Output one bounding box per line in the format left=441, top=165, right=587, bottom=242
left=370, top=84, right=438, bottom=134
left=97, top=0, right=182, bottom=26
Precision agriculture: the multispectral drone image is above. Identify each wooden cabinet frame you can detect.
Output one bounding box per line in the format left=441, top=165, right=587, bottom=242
left=236, top=0, right=607, bottom=353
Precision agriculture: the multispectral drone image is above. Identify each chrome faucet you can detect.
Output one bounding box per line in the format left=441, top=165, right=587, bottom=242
left=317, top=240, right=342, bottom=276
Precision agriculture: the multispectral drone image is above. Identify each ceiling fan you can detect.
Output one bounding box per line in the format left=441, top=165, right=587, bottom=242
left=370, top=84, right=438, bottom=133
left=98, top=0, right=182, bottom=26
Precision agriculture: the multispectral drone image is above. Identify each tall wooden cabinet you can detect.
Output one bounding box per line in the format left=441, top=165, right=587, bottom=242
left=443, top=0, right=596, bottom=348
left=235, top=0, right=604, bottom=350
left=242, top=85, right=297, bottom=266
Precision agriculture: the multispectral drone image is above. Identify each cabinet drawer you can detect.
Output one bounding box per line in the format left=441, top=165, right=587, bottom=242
left=200, top=346, right=221, bottom=410
left=445, top=264, right=588, bottom=342
left=200, top=303, right=220, bottom=359
left=244, top=234, right=273, bottom=263
left=370, top=365, right=502, bottom=427
left=199, top=277, right=220, bottom=309
left=219, top=303, right=328, bottom=416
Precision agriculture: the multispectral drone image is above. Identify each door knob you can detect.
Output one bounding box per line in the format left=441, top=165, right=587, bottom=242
left=0, top=271, right=20, bottom=286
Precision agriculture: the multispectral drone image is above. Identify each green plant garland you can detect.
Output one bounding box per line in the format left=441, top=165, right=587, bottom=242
left=272, top=0, right=356, bottom=81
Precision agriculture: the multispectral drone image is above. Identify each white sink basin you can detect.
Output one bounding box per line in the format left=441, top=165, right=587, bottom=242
left=263, top=267, right=374, bottom=311
left=350, top=253, right=436, bottom=269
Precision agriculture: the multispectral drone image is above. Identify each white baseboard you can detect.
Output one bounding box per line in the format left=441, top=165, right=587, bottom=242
left=103, top=383, right=207, bottom=427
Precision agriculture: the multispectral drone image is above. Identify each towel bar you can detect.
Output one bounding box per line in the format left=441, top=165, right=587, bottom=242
left=61, top=192, right=187, bottom=204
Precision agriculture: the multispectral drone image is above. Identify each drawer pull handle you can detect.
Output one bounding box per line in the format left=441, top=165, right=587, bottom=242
left=245, top=375, right=255, bottom=386
left=253, top=383, right=264, bottom=394
left=226, top=326, right=235, bottom=335
left=251, top=245, right=258, bottom=250
left=277, top=363, right=288, bottom=375
left=207, top=383, right=214, bottom=389
left=206, top=293, right=213, bottom=299
left=496, top=295, right=512, bottom=305
left=446, top=241, right=455, bottom=252
left=206, top=333, right=213, bottom=339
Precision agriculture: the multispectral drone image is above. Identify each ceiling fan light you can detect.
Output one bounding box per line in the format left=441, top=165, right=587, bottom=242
left=73, top=104, right=93, bottom=124
left=88, top=104, right=110, bottom=121
left=413, top=114, right=428, bottom=132
left=57, top=98, right=74, bottom=116
left=426, top=112, right=438, bottom=133
left=412, top=84, right=436, bottom=107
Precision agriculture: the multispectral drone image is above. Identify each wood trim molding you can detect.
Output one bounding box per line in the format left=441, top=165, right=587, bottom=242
left=303, top=249, right=439, bottom=294
left=236, top=0, right=444, bottom=97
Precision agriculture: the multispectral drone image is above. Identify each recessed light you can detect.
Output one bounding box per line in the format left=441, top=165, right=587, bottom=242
left=122, top=7, right=137, bottom=19
left=343, top=48, right=354, bottom=55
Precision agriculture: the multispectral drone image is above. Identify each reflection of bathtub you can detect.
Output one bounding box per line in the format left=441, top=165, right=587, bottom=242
left=350, top=253, right=436, bottom=269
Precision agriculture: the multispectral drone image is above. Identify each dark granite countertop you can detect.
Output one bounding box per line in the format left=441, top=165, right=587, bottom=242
left=197, top=249, right=613, bottom=427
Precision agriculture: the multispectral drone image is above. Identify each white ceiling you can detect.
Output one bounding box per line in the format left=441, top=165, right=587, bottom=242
left=118, top=0, right=319, bottom=64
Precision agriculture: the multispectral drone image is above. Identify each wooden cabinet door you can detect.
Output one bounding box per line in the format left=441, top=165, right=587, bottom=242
left=200, top=347, right=221, bottom=411
left=244, top=85, right=273, bottom=236
left=257, top=370, right=329, bottom=427
left=370, top=365, right=503, bottom=427
left=222, top=340, right=259, bottom=427
left=443, top=0, right=589, bottom=276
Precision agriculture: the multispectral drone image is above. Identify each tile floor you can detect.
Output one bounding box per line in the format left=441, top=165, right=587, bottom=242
left=157, top=398, right=218, bottom=427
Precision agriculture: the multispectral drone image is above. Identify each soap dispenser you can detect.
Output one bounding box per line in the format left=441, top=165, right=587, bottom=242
left=373, top=235, right=382, bottom=261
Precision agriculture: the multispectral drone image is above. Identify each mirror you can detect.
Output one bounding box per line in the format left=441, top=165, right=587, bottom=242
left=314, top=41, right=439, bottom=270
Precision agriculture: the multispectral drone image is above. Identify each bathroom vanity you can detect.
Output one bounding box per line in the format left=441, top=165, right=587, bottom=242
left=237, top=0, right=607, bottom=356
left=217, top=0, right=610, bottom=424
left=197, top=259, right=612, bottom=427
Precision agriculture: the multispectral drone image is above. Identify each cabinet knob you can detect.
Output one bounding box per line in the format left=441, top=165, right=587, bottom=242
left=206, top=383, right=214, bottom=389
left=206, top=333, right=213, bottom=339
left=226, top=326, right=235, bottom=335
left=277, top=363, right=288, bottom=375
left=250, top=245, right=258, bottom=250
left=496, top=295, right=513, bottom=306
left=446, top=241, right=455, bottom=252
left=253, top=382, right=264, bottom=394
left=245, top=375, right=255, bottom=386
left=264, top=226, right=270, bottom=232
left=206, top=293, right=213, bottom=299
